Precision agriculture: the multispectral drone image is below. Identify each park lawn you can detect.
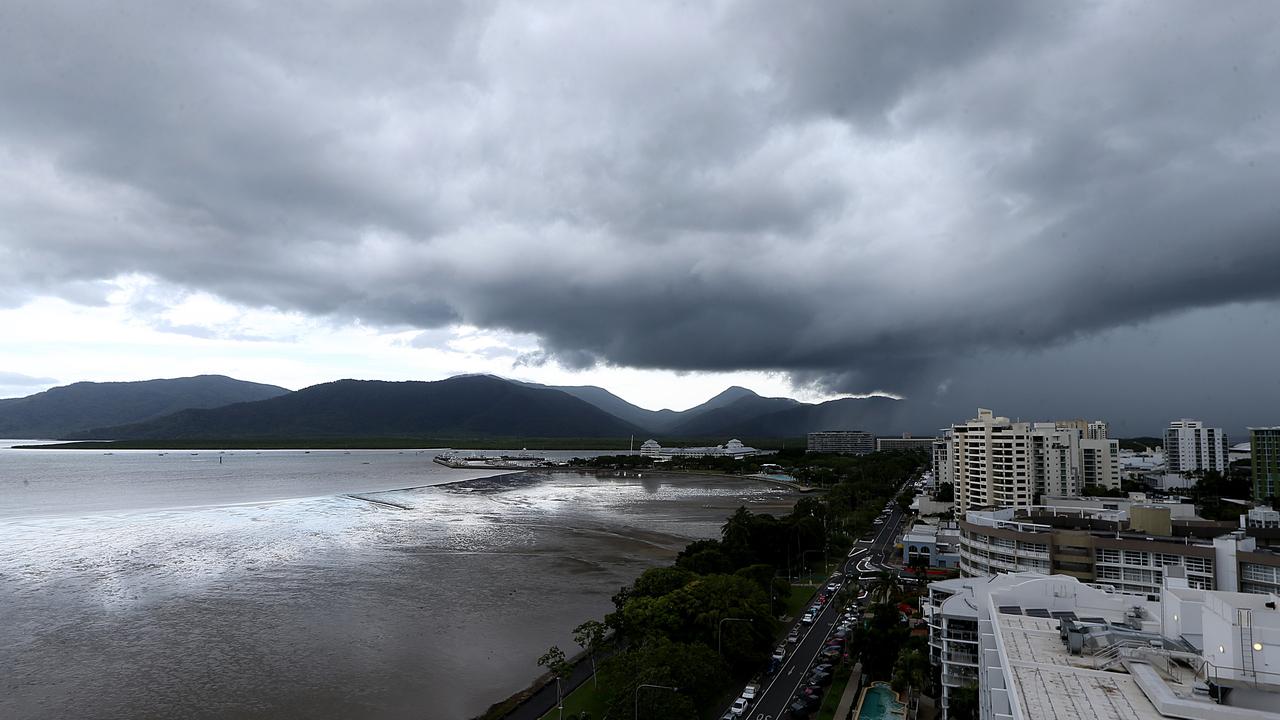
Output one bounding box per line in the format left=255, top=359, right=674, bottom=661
left=785, top=584, right=818, bottom=620
left=538, top=678, right=609, bottom=720
left=815, top=664, right=854, bottom=720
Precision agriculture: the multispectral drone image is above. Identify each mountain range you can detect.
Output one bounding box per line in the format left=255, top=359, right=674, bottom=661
left=0, top=375, right=288, bottom=439
left=3, top=373, right=900, bottom=442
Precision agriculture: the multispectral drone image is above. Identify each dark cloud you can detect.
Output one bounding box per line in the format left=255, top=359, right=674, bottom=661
left=2, top=1, right=1279, bottom=401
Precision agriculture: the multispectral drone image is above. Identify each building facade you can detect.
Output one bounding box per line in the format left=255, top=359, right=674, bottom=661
left=637, top=438, right=763, bottom=460
left=937, top=409, right=1121, bottom=512
left=954, top=504, right=1280, bottom=601
left=806, top=430, right=875, bottom=455
left=876, top=434, right=940, bottom=453
left=924, top=571, right=1280, bottom=720
left=1252, top=427, right=1280, bottom=502
left=1164, top=418, right=1228, bottom=473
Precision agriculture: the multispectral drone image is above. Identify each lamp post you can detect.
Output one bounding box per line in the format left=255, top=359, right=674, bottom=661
left=718, top=616, right=753, bottom=656
left=803, top=549, right=823, bottom=582
left=634, top=683, right=677, bottom=719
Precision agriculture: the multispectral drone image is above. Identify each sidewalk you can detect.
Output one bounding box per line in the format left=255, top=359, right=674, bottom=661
left=499, top=647, right=615, bottom=720
left=831, top=662, right=863, bottom=720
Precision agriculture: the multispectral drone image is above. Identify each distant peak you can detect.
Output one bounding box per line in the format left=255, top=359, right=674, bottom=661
left=711, top=386, right=759, bottom=400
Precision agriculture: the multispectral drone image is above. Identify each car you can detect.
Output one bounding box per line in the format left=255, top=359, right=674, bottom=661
left=834, top=629, right=849, bottom=640
left=820, top=647, right=842, bottom=661
left=787, top=629, right=800, bottom=643
left=801, top=612, right=814, bottom=624
left=812, top=663, right=834, bottom=674
left=789, top=699, right=815, bottom=718
left=742, top=683, right=760, bottom=701
left=772, top=646, right=787, bottom=662
left=809, top=670, right=832, bottom=686
left=801, top=684, right=824, bottom=700
left=730, top=697, right=750, bottom=716
left=721, top=712, right=736, bottom=720
left=825, top=582, right=840, bottom=592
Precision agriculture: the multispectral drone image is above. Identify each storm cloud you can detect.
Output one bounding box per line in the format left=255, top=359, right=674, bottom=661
left=2, top=1, right=1278, bottom=398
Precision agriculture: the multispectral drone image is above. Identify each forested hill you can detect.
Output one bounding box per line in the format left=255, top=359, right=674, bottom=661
left=0, top=375, right=289, bottom=439
left=70, top=375, right=645, bottom=440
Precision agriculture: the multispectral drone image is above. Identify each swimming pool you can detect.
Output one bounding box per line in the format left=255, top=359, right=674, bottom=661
left=855, top=682, right=905, bottom=720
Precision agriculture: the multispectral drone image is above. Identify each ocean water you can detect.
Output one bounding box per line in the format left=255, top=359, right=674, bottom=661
left=0, top=443, right=796, bottom=719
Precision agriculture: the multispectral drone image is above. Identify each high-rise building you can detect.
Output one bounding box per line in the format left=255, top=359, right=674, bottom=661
left=1086, top=420, right=1109, bottom=440
left=1164, top=418, right=1228, bottom=473
left=806, top=430, right=874, bottom=455
left=1252, top=427, right=1280, bottom=502
left=938, top=409, right=1120, bottom=511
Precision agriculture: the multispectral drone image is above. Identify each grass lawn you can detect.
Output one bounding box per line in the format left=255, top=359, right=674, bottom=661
left=785, top=584, right=818, bottom=620
left=538, top=678, right=609, bottom=720
left=815, top=664, right=854, bottom=720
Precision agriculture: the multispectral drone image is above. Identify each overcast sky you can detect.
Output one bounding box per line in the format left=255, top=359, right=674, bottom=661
left=2, top=1, right=1278, bottom=434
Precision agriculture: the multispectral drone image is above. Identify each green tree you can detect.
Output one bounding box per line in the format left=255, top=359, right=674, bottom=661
left=573, top=619, right=607, bottom=688
left=950, top=684, right=979, bottom=720
left=538, top=645, right=572, bottom=720
left=598, top=639, right=725, bottom=719
left=870, top=570, right=903, bottom=604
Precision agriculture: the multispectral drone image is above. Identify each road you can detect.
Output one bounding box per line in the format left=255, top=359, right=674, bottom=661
left=742, top=475, right=914, bottom=720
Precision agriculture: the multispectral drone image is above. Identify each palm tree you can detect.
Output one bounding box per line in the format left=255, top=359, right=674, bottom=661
left=870, top=570, right=903, bottom=604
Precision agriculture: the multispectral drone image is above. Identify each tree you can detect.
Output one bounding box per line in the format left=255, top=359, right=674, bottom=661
left=538, top=645, right=572, bottom=720
left=934, top=482, right=955, bottom=502
left=573, top=620, right=607, bottom=688
left=870, top=570, right=903, bottom=604
left=950, top=684, right=979, bottom=720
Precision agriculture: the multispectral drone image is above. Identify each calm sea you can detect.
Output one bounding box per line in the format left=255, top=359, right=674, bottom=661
left=0, top=442, right=795, bottom=719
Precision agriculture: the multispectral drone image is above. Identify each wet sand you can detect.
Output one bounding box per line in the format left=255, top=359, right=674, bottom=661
left=0, top=468, right=797, bottom=720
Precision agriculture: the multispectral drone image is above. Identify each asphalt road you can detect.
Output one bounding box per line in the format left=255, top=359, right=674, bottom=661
left=739, top=476, right=914, bottom=720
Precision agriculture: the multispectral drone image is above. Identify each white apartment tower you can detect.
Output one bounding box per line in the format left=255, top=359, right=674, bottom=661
left=1165, top=418, right=1228, bottom=473
left=940, top=409, right=1121, bottom=511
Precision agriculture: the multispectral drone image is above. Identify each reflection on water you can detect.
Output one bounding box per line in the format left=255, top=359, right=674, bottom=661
left=0, top=458, right=796, bottom=720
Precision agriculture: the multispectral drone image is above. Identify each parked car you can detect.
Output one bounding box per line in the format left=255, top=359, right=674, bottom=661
left=787, top=629, right=800, bottom=643
left=801, top=612, right=814, bottom=624
left=812, top=663, right=834, bottom=675
left=743, top=683, right=760, bottom=701
left=809, top=670, right=832, bottom=686
left=731, top=696, right=750, bottom=716
left=772, top=645, right=787, bottom=662
left=789, top=699, right=816, bottom=718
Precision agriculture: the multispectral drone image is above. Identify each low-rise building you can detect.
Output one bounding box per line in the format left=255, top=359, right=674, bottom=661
left=955, top=502, right=1280, bottom=600
left=807, top=430, right=875, bottom=455
left=637, top=438, right=764, bottom=460
left=903, top=523, right=962, bottom=569
left=876, top=434, right=940, bottom=453
left=924, top=570, right=1280, bottom=720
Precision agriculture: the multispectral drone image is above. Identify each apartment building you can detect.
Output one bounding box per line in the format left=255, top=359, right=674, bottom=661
left=955, top=503, right=1280, bottom=600
left=876, top=434, right=940, bottom=453
left=806, top=430, right=875, bottom=455
left=1252, top=427, right=1280, bottom=502
left=924, top=571, right=1280, bottom=720
left=1165, top=418, right=1229, bottom=473
left=938, top=409, right=1119, bottom=512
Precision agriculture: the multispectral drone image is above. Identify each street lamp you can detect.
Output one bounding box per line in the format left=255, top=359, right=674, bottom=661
left=802, top=549, right=823, bottom=581
left=718, top=616, right=753, bottom=656
left=634, top=683, right=678, bottom=719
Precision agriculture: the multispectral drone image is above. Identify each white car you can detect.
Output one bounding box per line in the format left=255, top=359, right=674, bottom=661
left=743, top=684, right=760, bottom=701
left=772, top=645, right=787, bottom=662
left=731, top=697, right=750, bottom=716
left=801, top=612, right=815, bottom=624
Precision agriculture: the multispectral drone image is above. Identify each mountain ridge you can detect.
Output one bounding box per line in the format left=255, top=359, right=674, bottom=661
left=71, top=375, right=645, bottom=440
left=0, top=375, right=290, bottom=439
